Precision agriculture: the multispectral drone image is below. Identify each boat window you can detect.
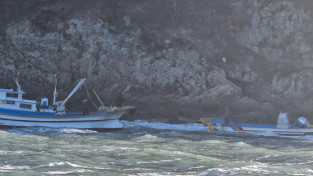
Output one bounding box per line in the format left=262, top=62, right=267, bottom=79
left=6, top=101, right=15, bottom=105
left=1, top=101, right=6, bottom=104
left=20, top=103, right=32, bottom=109
left=6, top=93, right=18, bottom=98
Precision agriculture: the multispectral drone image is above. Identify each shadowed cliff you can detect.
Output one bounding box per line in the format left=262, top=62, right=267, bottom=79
left=1, top=0, right=313, bottom=123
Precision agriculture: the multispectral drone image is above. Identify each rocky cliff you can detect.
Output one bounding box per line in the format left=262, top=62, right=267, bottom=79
left=1, top=0, right=313, bottom=123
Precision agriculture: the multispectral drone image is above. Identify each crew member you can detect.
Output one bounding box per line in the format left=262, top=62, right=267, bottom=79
left=82, top=99, right=89, bottom=115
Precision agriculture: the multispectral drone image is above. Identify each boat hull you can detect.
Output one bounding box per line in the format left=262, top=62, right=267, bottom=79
left=0, top=106, right=135, bottom=131
left=0, top=118, right=123, bottom=131
left=213, top=125, right=313, bottom=136
left=200, top=118, right=313, bottom=136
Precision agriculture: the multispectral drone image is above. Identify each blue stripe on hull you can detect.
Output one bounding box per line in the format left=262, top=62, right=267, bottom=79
left=0, top=108, right=55, bottom=117
left=0, top=117, right=113, bottom=123
left=0, top=107, right=112, bottom=118
left=0, top=125, right=123, bottom=131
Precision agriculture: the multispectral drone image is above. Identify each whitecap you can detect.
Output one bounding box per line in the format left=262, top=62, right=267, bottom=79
left=201, top=168, right=229, bottom=176
left=240, top=164, right=270, bottom=173
left=33, top=162, right=65, bottom=169
left=0, top=164, right=30, bottom=170
left=202, top=163, right=275, bottom=176
left=65, top=162, right=85, bottom=168
left=42, top=169, right=92, bottom=175
left=48, top=162, right=65, bottom=167
left=122, top=120, right=208, bottom=132
left=0, top=151, right=24, bottom=155
left=253, top=130, right=279, bottom=137
left=133, top=134, right=161, bottom=142
left=7, top=127, right=58, bottom=135
left=59, top=128, right=96, bottom=134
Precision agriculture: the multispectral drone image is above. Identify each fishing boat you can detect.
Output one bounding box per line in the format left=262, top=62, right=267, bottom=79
left=0, top=77, right=134, bottom=131
left=200, top=113, right=313, bottom=136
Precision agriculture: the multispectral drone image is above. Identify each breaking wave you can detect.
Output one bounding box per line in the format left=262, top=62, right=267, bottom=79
left=122, top=120, right=208, bottom=132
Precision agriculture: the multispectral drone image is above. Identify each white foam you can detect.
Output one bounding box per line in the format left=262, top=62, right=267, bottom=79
left=42, top=169, right=91, bottom=175
left=65, top=162, right=85, bottom=168
left=59, top=128, right=96, bottom=134
left=202, top=164, right=271, bottom=176
left=0, top=164, right=30, bottom=170
left=33, top=162, right=65, bottom=169
left=8, top=127, right=58, bottom=134
left=122, top=120, right=208, bottom=132
left=252, top=130, right=279, bottom=137
left=48, top=162, right=65, bottom=167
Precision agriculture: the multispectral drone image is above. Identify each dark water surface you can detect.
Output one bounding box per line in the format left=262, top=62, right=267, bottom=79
left=0, top=120, right=313, bottom=176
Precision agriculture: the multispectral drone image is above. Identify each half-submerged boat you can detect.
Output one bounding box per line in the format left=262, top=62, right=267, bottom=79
left=200, top=113, right=313, bottom=136
left=0, top=78, right=134, bottom=131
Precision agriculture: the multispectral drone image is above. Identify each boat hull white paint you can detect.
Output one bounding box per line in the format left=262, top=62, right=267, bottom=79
left=0, top=107, right=135, bottom=131
left=0, top=118, right=123, bottom=130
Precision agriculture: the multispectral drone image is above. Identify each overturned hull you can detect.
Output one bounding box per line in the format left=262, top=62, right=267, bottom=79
left=212, top=125, right=313, bottom=136
left=200, top=118, right=313, bottom=136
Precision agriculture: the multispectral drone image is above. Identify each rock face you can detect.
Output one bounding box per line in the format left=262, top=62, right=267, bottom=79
left=1, top=0, right=313, bottom=123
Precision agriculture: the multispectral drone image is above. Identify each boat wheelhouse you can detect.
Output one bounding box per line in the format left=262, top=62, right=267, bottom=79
left=0, top=88, right=37, bottom=112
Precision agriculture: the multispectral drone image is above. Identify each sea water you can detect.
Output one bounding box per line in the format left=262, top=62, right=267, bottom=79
left=0, top=120, right=313, bottom=176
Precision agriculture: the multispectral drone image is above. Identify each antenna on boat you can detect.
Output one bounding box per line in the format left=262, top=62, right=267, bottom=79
left=14, top=79, right=22, bottom=92
left=11, top=72, right=23, bottom=99
left=11, top=71, right=22, bottom=93
left=53, top=74, right=57, bottom=106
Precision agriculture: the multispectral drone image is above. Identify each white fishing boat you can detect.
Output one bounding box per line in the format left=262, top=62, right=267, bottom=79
left=0, top=77, right=134, bottom=131
left=200, top=113, right=313, bottom=136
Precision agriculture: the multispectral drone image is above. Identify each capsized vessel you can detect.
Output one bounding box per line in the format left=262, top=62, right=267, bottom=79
left=200, top=113, right=313, bottom=136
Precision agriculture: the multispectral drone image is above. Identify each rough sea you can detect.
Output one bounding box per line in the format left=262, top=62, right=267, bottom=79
left=1, top=120, right=313, bottom=176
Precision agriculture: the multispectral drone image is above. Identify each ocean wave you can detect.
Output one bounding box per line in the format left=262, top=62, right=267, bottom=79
left=59, top=128, right=97, bottom=134
left=0, top=164, right=30, bottom=170
left=7, top=127, right=59, bottom=135
left=252, top=130, right=279, bottom=137
left=122, top=120, right=208, bottom=132
left=133, top=134, right=162, bottom=142
left=41, top=169, right=92, bottom=175
left=32, top=162, right=66, bottom=169
left=201, top=165, right=272, bottom=176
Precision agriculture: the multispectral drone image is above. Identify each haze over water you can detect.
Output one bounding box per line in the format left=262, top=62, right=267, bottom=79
left=0, top=120, right=313, bottom=176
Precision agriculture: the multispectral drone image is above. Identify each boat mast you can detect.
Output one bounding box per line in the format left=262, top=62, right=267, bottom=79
left=56, top=78, right=86, bottom=112
left=14, top=79, right=22, bottom=92
left=84, top=84, right=98, bottom=109
left=89, top=84, right=104, bottom=106
left=53, top=74, right=57, bottom=106
left=14, top=78, right=22, bottom=99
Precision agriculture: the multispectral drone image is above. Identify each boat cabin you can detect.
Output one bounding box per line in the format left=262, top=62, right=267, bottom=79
left=0, top=89, right=37, bottom=112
